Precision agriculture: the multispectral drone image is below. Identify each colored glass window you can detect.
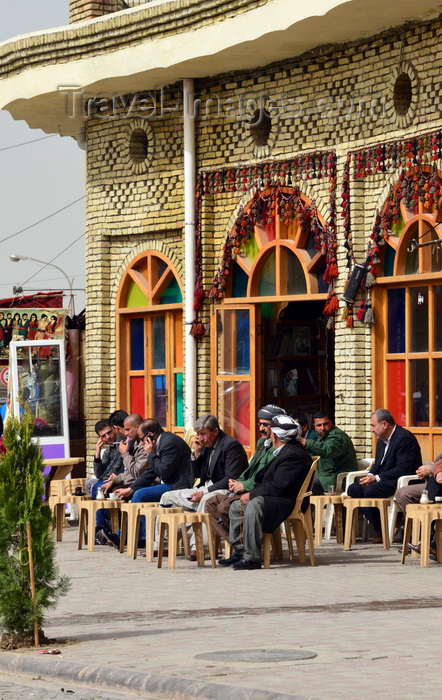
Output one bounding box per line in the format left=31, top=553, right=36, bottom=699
left=231, top=261, right=249, bottom=298
left=387, top=360, right=406, bottom=426
left=435, top=286, right=442, bottom=351
left=411, top=359, right=429, bottom=426
left=127, top=280, right=149, bottom=308
left=411, top=287, right=428, bottom=353
left=241, top=234, right=259, bottom=264
left=160, top=277, right=182, bottom=304
left=286, top=249, right=307, bottom=295
left=388, top=288, right=405, bottom=353
left=175, top=373, right=184, bottom=427
left=130, top=318, right=144, bottom=370
left=383, top=245, right=396, bottom=277
left=130, top=376, right=144, bottom=416
left=152, top=316, right=166, bottom=369
left=258, top=251, right=276, bottom=296
left=217, top=380, right=250, bottom=448
left=153, top=375, right=167, bottom=427
left=217, top=309, right=250, bottom=374
left=435, top=359, right=442, bottom=426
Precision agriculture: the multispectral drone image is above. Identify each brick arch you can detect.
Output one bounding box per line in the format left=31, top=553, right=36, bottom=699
left=113, top=238, right=183, bottom=310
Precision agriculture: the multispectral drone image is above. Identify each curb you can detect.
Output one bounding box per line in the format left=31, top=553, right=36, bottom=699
left=0, top=652, right=309, bottom=699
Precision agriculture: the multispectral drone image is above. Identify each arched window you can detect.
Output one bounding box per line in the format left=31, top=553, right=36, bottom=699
left=212, top=188, right=330, bottom=449
left=373, top=179, right=442, bottom=458
left=116, top=251, right=184, bottom=431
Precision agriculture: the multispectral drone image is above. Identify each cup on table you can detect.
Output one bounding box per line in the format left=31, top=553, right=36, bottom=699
left=327, top=485, right=335, bottom=494
left=109, top=492, right=119, bottom=500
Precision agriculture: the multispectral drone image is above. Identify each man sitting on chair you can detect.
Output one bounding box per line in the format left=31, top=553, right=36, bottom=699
left=155, top=413, right=248, bottom=559
left=347, top=408, right=422, bottom=543
left=218, top=415, right=312, bottom=570
left=205, top=404, right=286, bottom=542
left=296, top=411, right=357, bottom=495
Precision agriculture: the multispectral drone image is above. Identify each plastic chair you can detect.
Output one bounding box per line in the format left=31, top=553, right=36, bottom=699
left=183, top=428, right=196, bottom=449
left=157, top=511, right=216, bottom=569
left=118, top=502, right=157, bottom=556
left=77, top=499, right=122, bottom=552
left=389, top=473, right=423, bottom=542
left=343, top=495, right=390, bottom=550
left=132, top=505, right=184, bottom=561
left=262, top=457, right=319, bottom=567
left=401, top=503, right=442, bottom=567
left=310, top=494, right=344, bottom=546
left=344, top=466, right=417, bottom=544
left=262, top=527, right=284, bottom=568
left=48, top=478, right=87, bottom=542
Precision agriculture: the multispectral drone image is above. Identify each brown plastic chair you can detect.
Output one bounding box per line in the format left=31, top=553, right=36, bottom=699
left=343, top=496, right=390, bottom=550
left=262, top=456, right=319, bottom=568
left=401, top=503, right=442, bottom=567
left=157, top=511, right=216, bottom=569
left=48, top=478, right=87, bottom=542
left=77, top=499, right=122, bottom=552
left=131, top=505, right=184, bottom=561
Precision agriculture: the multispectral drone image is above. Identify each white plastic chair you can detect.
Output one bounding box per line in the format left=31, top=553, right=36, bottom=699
left=323, top=459, right=374, bottom=541
left=343, top=464, right=417, bottom=544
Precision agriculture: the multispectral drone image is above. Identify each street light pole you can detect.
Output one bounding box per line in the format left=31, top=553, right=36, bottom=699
left=10, top=254, right=74, bottom=309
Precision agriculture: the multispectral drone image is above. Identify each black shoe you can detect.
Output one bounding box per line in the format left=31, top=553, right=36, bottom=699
left=102, top=525, right=120, bottom=548
left=137, top=539, right=146, bottom=549
left=217, top=553, right=243, bottom=567
left=95, top=530, right=111, bottom=546
left=232, top=558, right=261, bottom=570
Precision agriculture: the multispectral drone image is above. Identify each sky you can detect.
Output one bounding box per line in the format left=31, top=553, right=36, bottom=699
left=0, top=0, right=86, bottom=314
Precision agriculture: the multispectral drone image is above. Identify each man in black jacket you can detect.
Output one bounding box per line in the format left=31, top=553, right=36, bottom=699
left=347, top=408, right=422, bottom=542
left=219, top=414, right=312, bottom=570
left=155, top=413, right=247, bottom=558
left=107, top=418, right=193, bottom=546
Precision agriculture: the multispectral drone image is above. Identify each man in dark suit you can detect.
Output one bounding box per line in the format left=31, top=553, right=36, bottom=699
left=219, top=415, right=312, bottom=570
left=347, top=408, right=422, bottom=542
left=156, top=413, right=248, bottom=558
left=106, top=418, right=193, bottom=546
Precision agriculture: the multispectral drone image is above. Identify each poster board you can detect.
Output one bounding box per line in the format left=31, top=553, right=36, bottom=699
left=8, top=339, right=70, bottom=459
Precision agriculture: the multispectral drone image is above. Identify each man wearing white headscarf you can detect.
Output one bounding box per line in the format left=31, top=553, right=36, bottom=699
left=219, top=415, right=312, bottom=570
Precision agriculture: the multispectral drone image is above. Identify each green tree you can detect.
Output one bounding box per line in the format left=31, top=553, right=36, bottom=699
left=0, top=408, right=70, bottom=640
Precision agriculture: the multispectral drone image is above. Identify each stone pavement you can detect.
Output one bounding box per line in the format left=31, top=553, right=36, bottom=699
left=0, top=523, right=441, bottom=699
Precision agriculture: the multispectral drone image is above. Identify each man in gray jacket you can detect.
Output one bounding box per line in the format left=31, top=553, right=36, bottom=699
left=102, top=413, right=148, bottom=493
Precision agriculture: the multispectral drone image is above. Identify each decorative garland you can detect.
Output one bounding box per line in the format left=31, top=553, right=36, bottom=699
left=193, top=151, right=338, bottom=333
left=340, top=129, right=442, bottom=327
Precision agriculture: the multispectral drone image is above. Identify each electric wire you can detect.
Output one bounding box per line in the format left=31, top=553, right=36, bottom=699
left=0, top=196, right=85, bottom=245
left=0, top=134, right=56, bottom=151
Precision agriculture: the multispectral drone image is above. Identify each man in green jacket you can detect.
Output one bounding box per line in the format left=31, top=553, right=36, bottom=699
left=297, top=410, right=357, bottom=494
left=205, top=404, right=286, bottom=540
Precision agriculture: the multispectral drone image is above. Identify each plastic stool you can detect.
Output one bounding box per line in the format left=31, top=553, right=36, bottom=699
left=157, top=512, right=216, bottom=569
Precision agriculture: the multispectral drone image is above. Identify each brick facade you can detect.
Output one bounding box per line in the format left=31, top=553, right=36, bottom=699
left=2, top=2, right=439, bottom=466
left=76, top=12, right=442, bottom=463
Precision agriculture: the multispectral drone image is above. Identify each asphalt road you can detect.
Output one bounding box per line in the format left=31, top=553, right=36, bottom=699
left=0, top=669, right=160, bottom=699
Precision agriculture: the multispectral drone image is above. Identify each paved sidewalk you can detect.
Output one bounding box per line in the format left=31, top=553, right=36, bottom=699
left=0, top=524, right=441, bottom=699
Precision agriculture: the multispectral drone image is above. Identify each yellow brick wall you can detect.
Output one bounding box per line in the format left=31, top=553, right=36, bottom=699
left=82, top=14, right=442, bottom=466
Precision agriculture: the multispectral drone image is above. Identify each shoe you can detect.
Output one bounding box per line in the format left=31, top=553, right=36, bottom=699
left=102, top=529, right=120, bottom=548
left=95, top=530, right=111, bottom=546
left=152, top=549, right=168, bottom=557
left=218, top=553, right=243, bottom=567
left=232, top=558, right=261, bottom=570
left=408, top=543, right=421, bottom=554
left=372, top=532, right=383, bottom=544
left=187, top=550, right=198, bottom=561
left=137, top=539, right=146, bottom=549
